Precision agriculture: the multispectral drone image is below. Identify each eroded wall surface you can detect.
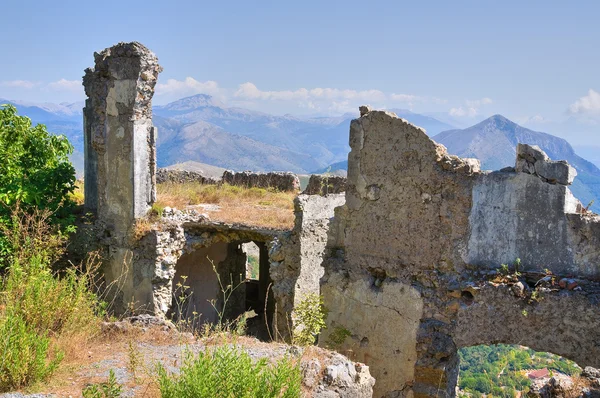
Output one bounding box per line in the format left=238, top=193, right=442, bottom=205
left=83, top=42, right=162, bottom=231
left=269, top=194, right=345, bottom=336
left=82, top=42, right=163, bottom=314
left=321, top=108, right=600, bottom=397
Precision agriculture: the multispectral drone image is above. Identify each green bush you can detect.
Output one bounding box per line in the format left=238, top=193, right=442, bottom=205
left=291, top=293, right=326, bottom=346
left=0, top=208, right=103, bottom=392
left=0, top=104, right=76, bottom=267
left=82, top=369, right=123, bottom=398
left=157, top=346, right=301, bottom=398
left=0, top=310, right=63, bottom=391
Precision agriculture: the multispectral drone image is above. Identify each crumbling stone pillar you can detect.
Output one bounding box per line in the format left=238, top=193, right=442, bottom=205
left=83, top=42, right=162, bottom=314
left=83, top=42, right=162, bottom=231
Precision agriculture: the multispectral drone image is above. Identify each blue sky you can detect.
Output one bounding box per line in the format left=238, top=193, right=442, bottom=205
left=1, top=0, right=599, bottom=144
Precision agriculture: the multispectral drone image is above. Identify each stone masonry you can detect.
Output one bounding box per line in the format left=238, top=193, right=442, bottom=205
left=83, top=42, right=162, bottom=231
left=319, top=107, right=600, bottom=397
left=222, top=170, right=300, bottom=192
left=83, top=42, right=163, bottom=314
left=81, top=42, right=600, bottom=398
left=268, top=194, right=345, bottom=336
left=303, top=174, right=347, bottom=195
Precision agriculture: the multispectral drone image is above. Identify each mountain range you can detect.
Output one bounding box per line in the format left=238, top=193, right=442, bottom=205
left=435, top=115, right=600, bottom=211
left=1, top=95, right=599, bottom=211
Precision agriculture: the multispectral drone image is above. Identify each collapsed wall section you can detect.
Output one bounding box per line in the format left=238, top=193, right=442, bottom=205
left=321, top=107, right=600, bottom=397
left=321, top=108, right=479, bottom=397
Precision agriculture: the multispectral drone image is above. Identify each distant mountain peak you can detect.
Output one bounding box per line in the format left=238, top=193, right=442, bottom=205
left=434, top=115, right=600, bottom=212
left=160, top=94, right=225, bottom=111
left=479, top=114, right=514, bottom=126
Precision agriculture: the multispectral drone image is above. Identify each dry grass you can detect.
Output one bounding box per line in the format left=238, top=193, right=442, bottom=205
left=70, top=180, right=85, bottom=206
left=29, top=327, right=182, bottom=398
left=156, top=182, right=296, bottom=230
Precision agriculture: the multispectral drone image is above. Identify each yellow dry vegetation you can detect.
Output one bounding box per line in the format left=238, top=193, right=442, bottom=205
left=156, top=182, right=296, bottom=230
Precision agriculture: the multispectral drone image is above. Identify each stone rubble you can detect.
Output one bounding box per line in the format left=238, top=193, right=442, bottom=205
left=516, top=143, right=577, bottom=185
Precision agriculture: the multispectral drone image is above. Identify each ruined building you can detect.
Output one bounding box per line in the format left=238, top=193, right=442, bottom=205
left=83, top=43, right=600, bottom=397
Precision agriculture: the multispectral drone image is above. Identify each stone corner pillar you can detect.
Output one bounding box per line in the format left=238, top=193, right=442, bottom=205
left=82, top=41, right=162, bottom=232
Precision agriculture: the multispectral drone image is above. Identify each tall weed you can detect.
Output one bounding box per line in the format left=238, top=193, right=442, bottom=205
left=0, top=207, right=103, bottom=392
left=157, top=345, right=301, bottom=398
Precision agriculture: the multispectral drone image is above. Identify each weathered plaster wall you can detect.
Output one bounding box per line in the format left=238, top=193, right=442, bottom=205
left=321, top=107, right=600, bottom=397
left=321, top=108, right=479, bottom=397
left=455, top=282, right=600, bottom=367
left=171, top=242, right=228, bottom=324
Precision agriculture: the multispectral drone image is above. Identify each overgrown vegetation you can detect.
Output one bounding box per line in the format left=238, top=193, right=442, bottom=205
left=0, top=208, right=103, bottom=392
left=82, top=369, right=123, bottom=398
left=157, top=345, right=301, bottom=398
left=292, top=293, right=327, bottom=346
left=156, top=182, right=295, bottom=229
left=0, top=105, right=76, bottom=268
left=459, top=344, right=581, bottom=396
left=0, top=105, right=102, bottom=392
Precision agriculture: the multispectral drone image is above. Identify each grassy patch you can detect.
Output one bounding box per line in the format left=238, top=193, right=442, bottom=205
left=157, top=345, right=301, bottom=398
left=156, top=182, right=296, bottom=229
left=0, top=208, right=102, bottom=392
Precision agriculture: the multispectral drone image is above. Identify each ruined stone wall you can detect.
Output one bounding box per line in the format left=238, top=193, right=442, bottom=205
left=320, top=107, right=600, bottom=397
left=156, top=168, right=218, bottom=185
left=82, top=42, right=163, bottom=315
left=269, top=194, right=345, bottom=337
left=222, top=170, right=300, bottom=192
left=302, top=175, right=347, bottom=195
left=83, top=42, right=162, bottom=231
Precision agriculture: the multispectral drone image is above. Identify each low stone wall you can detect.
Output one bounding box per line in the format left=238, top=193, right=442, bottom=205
left=303, top=175, right=347, bottom=195
left=222, top=170, right=300, bottom=192
left=156, top=168, right=218, bottom=185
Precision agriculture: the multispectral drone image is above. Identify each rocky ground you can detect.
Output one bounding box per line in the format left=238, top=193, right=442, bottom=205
left=0, top=316, right=374, bottom=398
left=527, top=367, right=600, bottom=397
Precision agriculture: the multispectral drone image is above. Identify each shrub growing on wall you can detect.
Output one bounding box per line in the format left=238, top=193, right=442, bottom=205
left=0, top=104, right=76, bottom=267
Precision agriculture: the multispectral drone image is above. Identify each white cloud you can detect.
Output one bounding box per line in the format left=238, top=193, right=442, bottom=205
left=155, top=77, right=224, bottom=99
left=568, top=89, right=600, bottom=116
left=449, top=97, right=493, bottom=118
left=0, top=80, right=37, bottom=89
left=517, top=114, right=547, bottom=125
left=47, top=79, right=81, bottom=92
left=449, top=106, right=479, bottom=117
left=390, top=93, right=417, bottom=102
left=233, top=82, right=392, bottom=104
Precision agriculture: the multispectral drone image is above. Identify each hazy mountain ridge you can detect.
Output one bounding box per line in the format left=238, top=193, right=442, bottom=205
left=434, top=115, right=600, bottom=211
left=6, top=95, right=597, bottom=211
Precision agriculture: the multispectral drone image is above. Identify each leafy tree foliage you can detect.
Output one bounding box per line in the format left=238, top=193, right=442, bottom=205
left=459, top=344, right=581, bottom=396
left=0, top=105, right=76, bottom=266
